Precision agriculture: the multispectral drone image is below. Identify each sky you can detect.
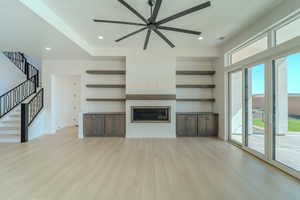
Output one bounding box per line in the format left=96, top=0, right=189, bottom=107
left=252, top=52, right=300, bottom=94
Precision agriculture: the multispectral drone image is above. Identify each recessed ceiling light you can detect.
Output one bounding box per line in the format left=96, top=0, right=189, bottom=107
left=45, top=47, right=52, bottom=51
left=98, top=35, right=104, bottom=40
left=198, top=36, right=203, bottom=40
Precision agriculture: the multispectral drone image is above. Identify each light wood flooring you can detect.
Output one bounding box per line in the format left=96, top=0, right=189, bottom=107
left=0, top=127, right=299, bottom=200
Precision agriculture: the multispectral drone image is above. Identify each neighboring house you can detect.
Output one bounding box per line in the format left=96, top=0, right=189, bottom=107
left=253, top=94, right=300, bottom=115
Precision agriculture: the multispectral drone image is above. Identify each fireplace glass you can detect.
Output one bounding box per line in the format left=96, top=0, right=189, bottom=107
left=131, top=107, right=170, bottom=123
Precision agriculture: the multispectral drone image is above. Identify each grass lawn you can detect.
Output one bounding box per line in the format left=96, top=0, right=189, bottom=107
left=253, top=119, right=300, bottom=132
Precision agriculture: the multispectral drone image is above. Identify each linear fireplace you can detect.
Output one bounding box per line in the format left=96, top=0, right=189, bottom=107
left=131, top=106, right=170, bottom=123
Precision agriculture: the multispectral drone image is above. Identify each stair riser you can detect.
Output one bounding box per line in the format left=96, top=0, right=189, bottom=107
left=0, top=130, right=20, bottom=134
left=0, top=138, right=20, bottom=143
left=0, top=126, right=20, bottom=130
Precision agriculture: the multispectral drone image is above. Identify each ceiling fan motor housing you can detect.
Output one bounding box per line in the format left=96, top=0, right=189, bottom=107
left=148, top=0, right=156, bottom=7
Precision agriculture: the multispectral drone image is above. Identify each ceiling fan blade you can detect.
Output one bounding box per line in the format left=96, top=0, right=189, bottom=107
left=153, top=29, right=175, bottom=48
left=118, top=0, right=148, bottom=24
left=158, top=26, right=201, bottom=35
left=157, top=1, right=211, bottom=25
left=150, top=0, right=162, bottom=22
left=116, top=27, right=148, bottom=42
left=93, top=19, right=146, bottom=26
left=143, top=29, right=152, bottom=50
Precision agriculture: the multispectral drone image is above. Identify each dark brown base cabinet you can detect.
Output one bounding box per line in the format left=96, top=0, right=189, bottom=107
left=83, top=113, right=126, bottom=137
left=176, top=113, right=218, bottom=137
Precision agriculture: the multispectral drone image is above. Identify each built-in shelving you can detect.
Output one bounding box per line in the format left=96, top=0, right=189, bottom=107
left=176, top=84, right=215, bottom=88
left=176, top=71, right=215, bottom=75
left=86, top=84, right=126, bottom=88
left=86, top=98, right=126, bottom=102
left=176, top=57, right=216, bottom=113
left=86, top=70, right=126, bottom=75
left=85, top=63, right=126, bottom=113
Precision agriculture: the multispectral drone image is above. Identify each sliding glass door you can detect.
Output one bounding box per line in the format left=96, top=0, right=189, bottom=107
left=245, top=64, right=266, bottom=155
left=227, top=50, right=300, bottom=177
left=229, top=70, right=243, bottom=144
left=273, top=52, right=300, bottom=172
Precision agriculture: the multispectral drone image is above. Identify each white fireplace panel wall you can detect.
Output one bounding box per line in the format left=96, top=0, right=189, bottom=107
left=126, top=52, right=176, bottom=138
left=126, top=100, right=176, bottom=138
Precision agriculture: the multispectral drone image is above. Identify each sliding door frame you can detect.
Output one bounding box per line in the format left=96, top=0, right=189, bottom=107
left=243, top=62, right=270, bottom=159
left=268, top=51, right=300, bottom=179
left=228, top=69, right=245, bottom=146
left=225, top=36, right=300, bottom=179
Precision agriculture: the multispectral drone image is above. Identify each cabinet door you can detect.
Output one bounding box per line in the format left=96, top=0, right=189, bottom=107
left=206, top=114, right=218, bottom=137
left=176, top=114, right=198, bottom=137
left=84, top=115, right=105, bottom=137
left=198, top=114, right=209, bottom=137
left=105, top=114, right=126, bottom=137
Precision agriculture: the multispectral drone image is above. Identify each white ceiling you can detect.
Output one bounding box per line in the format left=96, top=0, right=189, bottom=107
left=0, top=0, right=93, bottom=59
left=40, top=0, right=282, bottom=49
left=0, top=0, right=283, bottom=59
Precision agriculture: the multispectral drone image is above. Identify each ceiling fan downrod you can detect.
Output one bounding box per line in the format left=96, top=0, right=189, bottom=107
left=148, top=0, right=155, bottom=16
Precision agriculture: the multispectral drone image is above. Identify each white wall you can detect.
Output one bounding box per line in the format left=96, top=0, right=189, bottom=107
left=0, top=53, right=26, bottom=95
left=126, top=52, right=176, bottom=94
left=28, top=110, right=46, bottom=141
left=215, top=0, right=300, bottom=140
left=51, top=75, right=81, bottom=133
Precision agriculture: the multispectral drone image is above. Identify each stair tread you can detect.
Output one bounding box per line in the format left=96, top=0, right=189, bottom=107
left=1, top=120, right=20, bottom=123
left=9, top=114, right=21, bottom=117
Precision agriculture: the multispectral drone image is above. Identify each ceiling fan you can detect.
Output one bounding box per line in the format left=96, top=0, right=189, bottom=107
left=93, top=0, right=211, bottom=50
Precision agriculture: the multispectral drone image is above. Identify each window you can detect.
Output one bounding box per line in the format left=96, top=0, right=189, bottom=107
left=226, top=10, right=300, bottom=179
left=229, top=70, right=243, bottom=144
left=273, top=51, right=300, bottom=172
left=231, top=36, right=268, bottom=64
left=226, top=11, right=300, bottom=66
left=245, top=64, right=266, bottom=154
left=276, top=17, right=300, bottom=45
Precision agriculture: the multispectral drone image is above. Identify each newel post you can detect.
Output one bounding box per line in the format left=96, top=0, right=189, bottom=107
left=21, top=103, right=29, bottom=143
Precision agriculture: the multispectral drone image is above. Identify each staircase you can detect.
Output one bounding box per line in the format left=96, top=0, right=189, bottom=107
left=0, top=52, right=43, bottom=143
left=0, top=107, right=21, bottom=142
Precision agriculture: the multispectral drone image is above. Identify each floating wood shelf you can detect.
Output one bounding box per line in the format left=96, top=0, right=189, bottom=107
left=86, top=98, right=126, bottom=102
left=176, top=84, right=215, bottom=88
left=176, top=98, right=215, bottom=102
left=176, top=71, right=215, bottom=75
left=126, top=94, right=176, bottom=100
left=86, top=84, right=126, bottom=88
left=86, top=70, right=126, bottom=75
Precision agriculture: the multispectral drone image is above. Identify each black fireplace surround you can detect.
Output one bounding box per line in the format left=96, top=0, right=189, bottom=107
left=131, top=106, right=170, bottom=123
